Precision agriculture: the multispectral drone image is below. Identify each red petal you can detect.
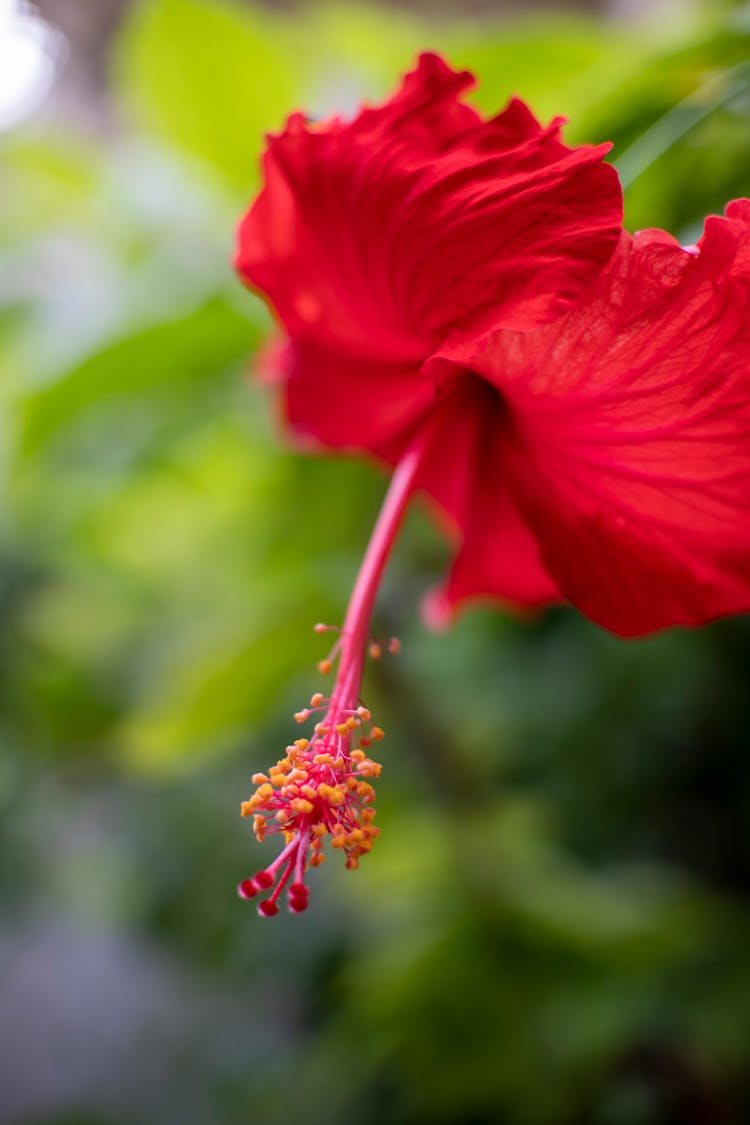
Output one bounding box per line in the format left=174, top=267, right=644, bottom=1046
left=466, top=204, right=750, bottom=636
left=281, top=340, right=435, bottom=454
left=412, top=375, right=560, bottom=623
left=236, top=52, right=623, bottom=379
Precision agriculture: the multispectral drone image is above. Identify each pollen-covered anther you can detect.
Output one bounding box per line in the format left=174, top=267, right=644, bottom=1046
left=387, top=637, right=401, bottom=655
left=317, top=659, right=332, bottom=675
left=357, top=759, right=382, bottom=778
left=318, top=783, right=345, bottom=806
left=310, top=692, right=324, bottom=707
left=294, top=709, right=310, bottom=723
left=291, top=798, right=314, bottom=815
left=368, top=642, right=382, bottom=660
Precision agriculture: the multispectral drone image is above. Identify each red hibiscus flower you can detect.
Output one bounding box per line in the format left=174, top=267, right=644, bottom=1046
left=233, top=53, right=630, bottom=916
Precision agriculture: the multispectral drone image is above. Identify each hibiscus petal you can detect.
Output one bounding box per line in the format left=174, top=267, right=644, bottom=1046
left=235, top=52, right=623, bottom=375
left=279, top=339, right=435, bottom=454
left=412, top=374, right=560, bottom=624
left=466, top=204, right=750, bottom=636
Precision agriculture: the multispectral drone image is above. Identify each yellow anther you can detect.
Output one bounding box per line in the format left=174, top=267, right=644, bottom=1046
left=314, top=722, right=329, bottom=735
left=288, top=769, right=309, bottom=783
left=294, top=738, right=309, bottom=751
left=276, top=758, right=291, bottom=772
left=310, top=852, right=326, bottom=866
left=346, top=829, right=365, bottom=845
left=318, top=659, right=332, bottom=675
left=283, top=784, right=300, bottom=797
left=283, top=830, right=294, bottom=844
left=370, top=727, right=385, bottom=741
left=312, top=824, right=327, bottom=837
left=240, top=800, right=256, bottom=817
left=314, top=623, right=329, bottom=634
left=346, top=777, right=359, bottom=792
left=318, top=783, right=345, bottom=806
left=294, top=710, right=309, bottom=723
left=275, top=809, right=291, bottom=823
left=251, top=772, right=270, bottom=785
left=335, top=722, right=350, bottom=735
left=269, top=770, right=285, bottom=787
left=292, top=798, right=314, bottom=815
left=357, top=760, right=382, bottom=778
left=357, top=783, right=375, bottom=802
left=331, top=823, right=346, bottom=837
left=331, top=835, right=346, bottom=849
left=302, top=785, right=317, bottom=800
left=313, top=753, right=334, bottom=766
left=368, top=643, right=382, bottom=660
left=310, top=692, right=324, bottom=707
left=361, top=808, right=377, bottom=823
left=253, top=815, right=267, bottom=842
left=357, top=706, right=371, bottom=721
left=255, top=783, right=273, bottom=799
left=345, top=858, right=360, bottom=870
left=350, top=749, right=366, bottom=764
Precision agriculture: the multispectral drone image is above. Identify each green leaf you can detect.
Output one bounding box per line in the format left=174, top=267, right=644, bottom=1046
left=18, top=296, right=259, bottom=460
left=113, top=0, right=299, bottom=191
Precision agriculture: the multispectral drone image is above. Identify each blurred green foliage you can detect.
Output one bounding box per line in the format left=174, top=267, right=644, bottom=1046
left=1, top=1, right=750, bottom=1123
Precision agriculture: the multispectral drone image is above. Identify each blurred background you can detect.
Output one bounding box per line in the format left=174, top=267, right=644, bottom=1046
left=1, top=0, right=750, bottom=1123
